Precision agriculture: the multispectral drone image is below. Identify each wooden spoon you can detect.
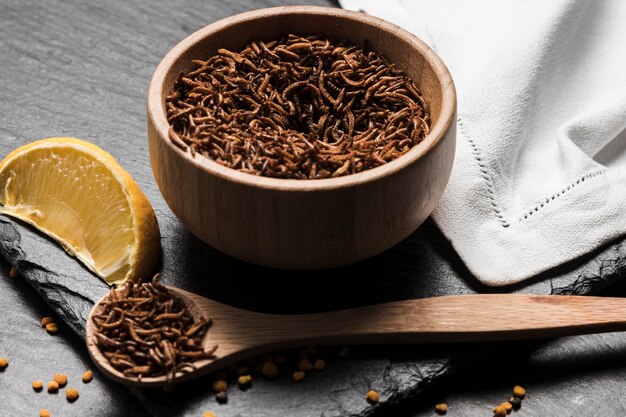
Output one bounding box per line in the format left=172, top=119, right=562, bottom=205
left=86, top=287, right=626, bottom=387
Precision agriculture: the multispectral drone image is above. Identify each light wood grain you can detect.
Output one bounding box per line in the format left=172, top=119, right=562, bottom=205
left=147, top=6, right=457, bottom=269
left=86, top=287, right=626, bottom=387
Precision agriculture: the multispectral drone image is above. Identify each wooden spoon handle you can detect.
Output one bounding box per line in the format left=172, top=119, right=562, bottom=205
left=263, top=294, right=626, bottom=346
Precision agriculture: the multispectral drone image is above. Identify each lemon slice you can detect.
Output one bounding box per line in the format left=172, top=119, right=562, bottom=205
left=0, top=137, right=160, bottom=286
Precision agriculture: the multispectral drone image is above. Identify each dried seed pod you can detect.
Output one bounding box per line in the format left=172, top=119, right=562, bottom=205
left=47, top=381, right=59, bottom=393
left=82, top=370, right=93, bottom=383
left=298, top=359, right=313, bottom=371
left=212, top=379, right=227, bottom=393
left=53, top=373, right=68, bottom=387
left=366, top=389, right=380, bottom=404
left=493, top=405, right=507, bottom=417
left=260, top=362, right=278, bottom=379
left=508, top=397, right=522, bottom=410
left=237, top=374, right=252, bottom=388
left=66, top=388, right=79, bottom=402
left=292, top=371, right=306, bottom=382
left=45, top=323, right=59, bottom=335
left=40, top=317, right=55, bottom=328
left=215, top=391, right=228, bottom=404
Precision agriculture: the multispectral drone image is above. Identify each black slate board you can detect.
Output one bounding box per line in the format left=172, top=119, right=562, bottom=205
left=1, top=0, right=626, bottom=416
left=0, top=258, right=151, bottom=417
left=405, top=279, right=626, bottom=417
left=2, top=214, right=625, bottom=417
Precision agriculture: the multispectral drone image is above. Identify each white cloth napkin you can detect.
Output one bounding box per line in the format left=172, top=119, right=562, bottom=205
left=340, top=0, right=626, bottom=285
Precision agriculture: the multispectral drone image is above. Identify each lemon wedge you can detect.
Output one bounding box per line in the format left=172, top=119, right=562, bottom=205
left=0, top=137, right=160, bottom=286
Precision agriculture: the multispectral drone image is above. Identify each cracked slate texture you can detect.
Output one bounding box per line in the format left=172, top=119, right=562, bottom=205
left=1, top=0, right=626, bottom=416
left=0, top=257, right=150, bottom=417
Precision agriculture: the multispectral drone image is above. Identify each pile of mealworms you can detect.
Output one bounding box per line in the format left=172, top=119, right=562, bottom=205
left=92, top=275, right=217, bottom=386
left=166, top=34, right=430, bottom=179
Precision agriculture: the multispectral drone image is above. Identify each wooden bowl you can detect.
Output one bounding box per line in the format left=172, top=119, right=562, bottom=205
left=147, top=6, right=456, bottom=269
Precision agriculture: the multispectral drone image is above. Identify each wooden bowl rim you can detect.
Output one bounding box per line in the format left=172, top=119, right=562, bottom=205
left=147, top=5, right=456, bottom=191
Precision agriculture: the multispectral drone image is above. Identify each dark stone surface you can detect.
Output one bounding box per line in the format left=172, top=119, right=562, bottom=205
left=0, top=258, right=150, bottom=417
left=1, top=0, right=626, bottom=416
left=404, top=278, right=626, bottom=417
left=406, top=334, right=626, bottom=417
left=2, top=213, right=625, bottom=417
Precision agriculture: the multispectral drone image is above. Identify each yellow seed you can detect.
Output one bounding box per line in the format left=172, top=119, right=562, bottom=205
left=47, top=381, right=59, bottom=393
left=314, top=359, right=326, bottom=371
left=54, top=373, right=68, bottom=387
left=292, top=371, right=305, bottom=382
left=39, top=409, right=51, bottom=417
left=40, top=317, right=54, bottom=328
left=82, top=370, right=93, bottom=383
left=32, top=380, right=44, bottom=391
left=339, top=347, right=350, bottom=358
left=435, top=403, right=448, bottom=414
left=501, top=401, right=513, bottom=413
left=260, top=361, right=278, bottom=379
left=513, top=385, right=526, bottom=399
left=237, top=374, right=252, bottom=387
left=508, top=397, right=522, bottom=410
left=493, top=405, right=507, bottom=417
left=202, top=412, right=217, bottom=417
left=298, top=359, right=313, bottom=371
left=366, top=390, right=380, bottom=404
left=0, top=357, right=8, bottom=369
left=212, top=379, right=227, bottom=393
left=66, top=388, right=79, bottom=402
left=9, top=266, right=18, bottom=278
left=45, top=323, right=59, bottom=335
left=215, top=391, right=227, bottom=403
